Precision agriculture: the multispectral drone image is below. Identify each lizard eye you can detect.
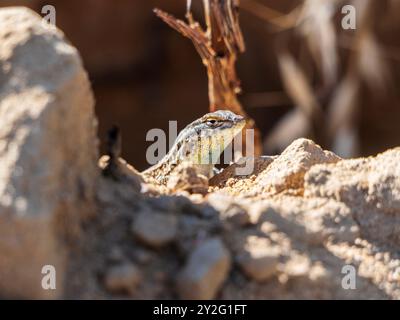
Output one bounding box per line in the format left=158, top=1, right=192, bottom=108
left=206, top=119, right=218, bottom=126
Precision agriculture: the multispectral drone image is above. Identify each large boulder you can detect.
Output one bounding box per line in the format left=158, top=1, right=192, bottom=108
left=0, top=7, right=98, bottom=298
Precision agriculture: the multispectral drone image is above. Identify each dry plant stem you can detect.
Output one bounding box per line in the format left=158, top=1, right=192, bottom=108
left=154, top=1, right=262, bottom=156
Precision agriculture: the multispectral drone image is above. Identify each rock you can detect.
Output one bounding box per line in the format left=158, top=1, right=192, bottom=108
left=104, top=263, right=141, bottom=295
left=177, top=238, right=231, bottom=299
left=308, top=263, right=333, bottom=285
left=99, top=155, right=143, bottom=192
left=305, top=148, right=400, bottom=245
left=222, top=204, right=250, bottom=227
left=256, top=138, right=340, bottom=194
left=236, top=236, right=280, bottom=282
left=166, top=165, right=209, bottom=195
left=260, top=221, right=278, bottom=233
left=132, top=211, right=178, bottom=248
left=283, top=255, right=311, bottom=278
left=208, top=139, right=340, bottom=197
left=206, top=193, right=250, bottom=226
left=0, top=7, right=98, bottom=299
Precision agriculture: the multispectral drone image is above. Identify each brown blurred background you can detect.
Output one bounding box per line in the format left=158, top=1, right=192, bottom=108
left=1, top=0, right=400, bottom=170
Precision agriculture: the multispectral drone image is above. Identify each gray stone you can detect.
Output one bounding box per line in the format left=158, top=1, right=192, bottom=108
left=104, top=263, right=141, bottom=295
left=177, top=237, right=231, bottom=299
left=132, top=211, right=178, bottom=248
left=236, top=238, right=280, bottom=282
left=0, top=7, right=98, bottom=299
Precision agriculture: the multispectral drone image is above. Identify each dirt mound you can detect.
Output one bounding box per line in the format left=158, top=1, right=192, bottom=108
left=64, top=138, right=399, bottom=299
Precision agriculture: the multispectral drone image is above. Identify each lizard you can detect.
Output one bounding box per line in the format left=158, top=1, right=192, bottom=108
left=142, top=110, right=246, bottom=185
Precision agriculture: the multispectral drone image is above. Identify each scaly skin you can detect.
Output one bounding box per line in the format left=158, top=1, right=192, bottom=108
left=142, top=110, right=246, bottom=184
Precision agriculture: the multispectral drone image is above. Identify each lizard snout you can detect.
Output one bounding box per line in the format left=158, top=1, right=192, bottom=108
left=234, top=114, right=245, bottom=123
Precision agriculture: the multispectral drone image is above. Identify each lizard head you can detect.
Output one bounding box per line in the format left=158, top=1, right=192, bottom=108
left=183, top=110, right=247, bottom=165
left=197, top=110, right=246, bottom=141
left=198, top=110, right=246, bottom=132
